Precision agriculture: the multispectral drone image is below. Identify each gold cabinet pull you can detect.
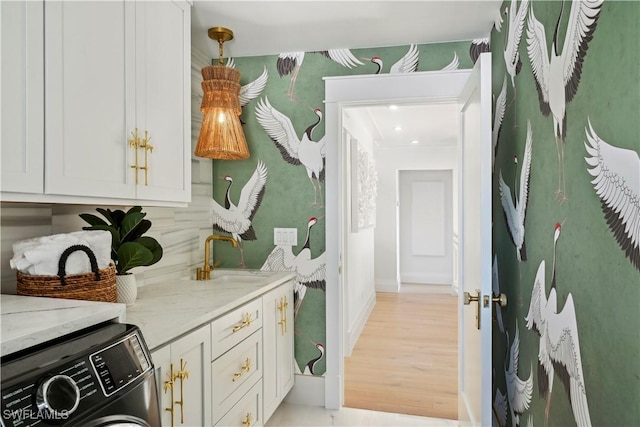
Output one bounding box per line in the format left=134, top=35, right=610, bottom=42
left=277, top=298, right=285, bottom=335
left=129, top=128, right=142, bottom=185
left=242, top=412, right=253, bottom=427
left=128, top=128, right=153, bottom=186
left=232, top=358, right=252, bottom=382
left=283, top=296, right=288, bottom=333
left=163, top=363, right=176, bottom=427
left=139, top=129, right=153, bottom=186
left=277, top=296, right=289, bottom=335
left=232, top=313, right=253, bottom=332
left=174, top=359, right=189, bottom=424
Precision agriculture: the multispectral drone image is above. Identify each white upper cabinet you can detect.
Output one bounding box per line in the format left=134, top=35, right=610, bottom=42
left=44, top=1, right=136, bottom=200
left=134, top=0, right=191, bottom=203
left=1, top=1, right=44, bottom=194
left=1, top=0, right=191, bottom=206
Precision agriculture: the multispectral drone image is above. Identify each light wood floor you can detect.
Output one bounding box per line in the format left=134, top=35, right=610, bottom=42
left=344, top=291, right=458, bottom=420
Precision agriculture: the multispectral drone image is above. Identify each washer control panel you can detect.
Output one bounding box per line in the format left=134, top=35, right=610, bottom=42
left=89, top=332, right=151, bottom=397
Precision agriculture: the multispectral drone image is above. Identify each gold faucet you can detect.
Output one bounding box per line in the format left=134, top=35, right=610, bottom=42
left=196, top=234, right=238, bottom=280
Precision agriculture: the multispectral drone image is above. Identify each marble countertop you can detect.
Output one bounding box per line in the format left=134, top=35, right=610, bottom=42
left=1, top=295, right=126, bottom=357
left=125, top=270, right=295, bottom=351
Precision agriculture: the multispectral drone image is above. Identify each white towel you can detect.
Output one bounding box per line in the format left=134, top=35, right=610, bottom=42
left=10, top=230, right=112, bottom=276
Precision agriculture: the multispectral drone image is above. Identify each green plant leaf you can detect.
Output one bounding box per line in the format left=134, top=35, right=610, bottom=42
left=79, top=213, right=108, bottom=227
left=131, top=219, right=152, bottom=240
left=120, top=212, right=145, bottom=242
left=127, top=206, right=143, bottom=215
left=109, top=209, right=126, bottom=226
left=79, top=206, right=163, bottom=274
left=116, top=242, right=153, bottom=274
left=136, top=236, right=163, bottom=266
left=96, top=208, right=117, bottom=225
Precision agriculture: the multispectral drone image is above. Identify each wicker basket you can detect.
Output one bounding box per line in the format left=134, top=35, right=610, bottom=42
left=16, top=244, right=117, bottom=303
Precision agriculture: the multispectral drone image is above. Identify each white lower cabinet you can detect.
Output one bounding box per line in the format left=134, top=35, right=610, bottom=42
left=152, top=325, right=212, bottom=427
left=150, top=279, right=294, bottom=427
left=262, top=281, right=295, bottom=421
left=215, top=380, right=263, bottom=427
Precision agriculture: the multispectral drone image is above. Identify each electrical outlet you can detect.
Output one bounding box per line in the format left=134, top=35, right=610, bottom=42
left=273, top=228, right=297, bottom=246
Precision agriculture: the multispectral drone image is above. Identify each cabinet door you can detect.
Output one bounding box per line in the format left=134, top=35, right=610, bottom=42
left=1, top=1, right=44, bottom=193
left=169, top=324, right=212, bottom=427
left=44, top=1, right=136, bottom=199
left=262, top=281, right=295, bottom=421
left=134, top=0, right=191, bottom=203
left=151, top=345, right=173, bottom=427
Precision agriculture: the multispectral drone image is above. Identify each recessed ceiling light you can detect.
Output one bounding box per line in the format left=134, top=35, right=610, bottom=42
left=410, top=140, right=420, bottom=144
left=393, top=125, right=402, bottom=131
left=389, top=105, right=398, bottom=110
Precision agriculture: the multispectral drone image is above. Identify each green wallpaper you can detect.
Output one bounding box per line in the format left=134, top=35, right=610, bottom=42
left=204, top=41, right=475, bottom=375
left=491, top=1, right=639, bottom=426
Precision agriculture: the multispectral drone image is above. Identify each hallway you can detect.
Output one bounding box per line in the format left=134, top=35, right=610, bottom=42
left=344, top=291, right=458, bottom=420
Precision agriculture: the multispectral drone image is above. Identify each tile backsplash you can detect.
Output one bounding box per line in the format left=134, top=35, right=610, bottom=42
left=1, top=159, right=214, bottom=294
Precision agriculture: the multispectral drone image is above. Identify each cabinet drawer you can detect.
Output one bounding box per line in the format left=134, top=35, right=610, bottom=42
left=212, top=330, right=262, bottom=423
left=211, top=298, right=262, bottom=360
left=215, top=380, right=263, bottom=427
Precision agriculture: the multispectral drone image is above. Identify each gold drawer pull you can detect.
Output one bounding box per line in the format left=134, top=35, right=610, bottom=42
left=232, top=358, right=252, bottom=382
left=232, top=313, right=253, bottom=332
left=163, top=364, right=176, bottom=427
left=174, top=359, right=189, bottom=424
left=242, top=412, right=252, bottom=427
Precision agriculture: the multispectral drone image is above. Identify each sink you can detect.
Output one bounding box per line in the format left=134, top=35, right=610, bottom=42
left=211, top=274, right=267, bottom=283
left=182, top=269, right=280, bottom=283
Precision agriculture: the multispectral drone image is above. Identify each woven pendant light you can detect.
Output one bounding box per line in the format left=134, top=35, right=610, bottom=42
left=195, top=27, right=250, bottom=160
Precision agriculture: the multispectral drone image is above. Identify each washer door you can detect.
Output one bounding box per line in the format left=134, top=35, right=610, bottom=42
left=79, top=415, right=150, bottom=427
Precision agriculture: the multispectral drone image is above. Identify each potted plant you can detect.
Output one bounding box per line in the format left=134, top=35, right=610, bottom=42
left=80, top=206, right=163, bottom=305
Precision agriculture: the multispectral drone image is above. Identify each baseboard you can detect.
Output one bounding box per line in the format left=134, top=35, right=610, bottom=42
left=375, top=278, right=399, bottom=293
left=401, top=272, right=452, bottom=285
left=284, top=374, right=325, bottom=407
left=345, top=291, right=376, bottom=356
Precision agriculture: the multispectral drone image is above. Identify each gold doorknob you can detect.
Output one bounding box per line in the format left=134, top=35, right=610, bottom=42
left=463, top=290, right=480, bottom=305
left=463, top=290, right=482, bottom=330
left=492, top=293, right=507, bottom=307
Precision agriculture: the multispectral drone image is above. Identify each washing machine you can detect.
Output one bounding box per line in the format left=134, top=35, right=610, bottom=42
left=1, top=322, right=161, bottom=426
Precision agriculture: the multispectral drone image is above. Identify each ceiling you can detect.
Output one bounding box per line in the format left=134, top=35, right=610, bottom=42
left=191, top=1, right=501, bottom=149
left=191, top=1, right=501, bottom=58
left=345, top=103, right=461, bottom=148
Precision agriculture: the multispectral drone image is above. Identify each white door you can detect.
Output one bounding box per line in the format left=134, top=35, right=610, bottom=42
left=457, top=53, right=493, bottom=426
left=398, top=169, right=453, bottom=286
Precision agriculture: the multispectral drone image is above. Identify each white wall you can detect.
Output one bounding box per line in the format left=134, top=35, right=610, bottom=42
left=342, top=110, right=376, bottom=355
left=374, top=145, right=457, bottom=291
left=398, top=169, right=453, bottom=284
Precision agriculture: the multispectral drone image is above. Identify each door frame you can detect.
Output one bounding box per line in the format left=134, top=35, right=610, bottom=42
left=324, top=70, right=472, bottom=409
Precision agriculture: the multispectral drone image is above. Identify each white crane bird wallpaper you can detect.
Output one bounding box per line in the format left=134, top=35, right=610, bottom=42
left=194, top=2, right=638, bottom=424
left=490, top=1, right=639, bottom=426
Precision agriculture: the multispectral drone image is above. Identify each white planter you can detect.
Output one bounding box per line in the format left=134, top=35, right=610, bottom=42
left=116, top=274, right=137, bottom=306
